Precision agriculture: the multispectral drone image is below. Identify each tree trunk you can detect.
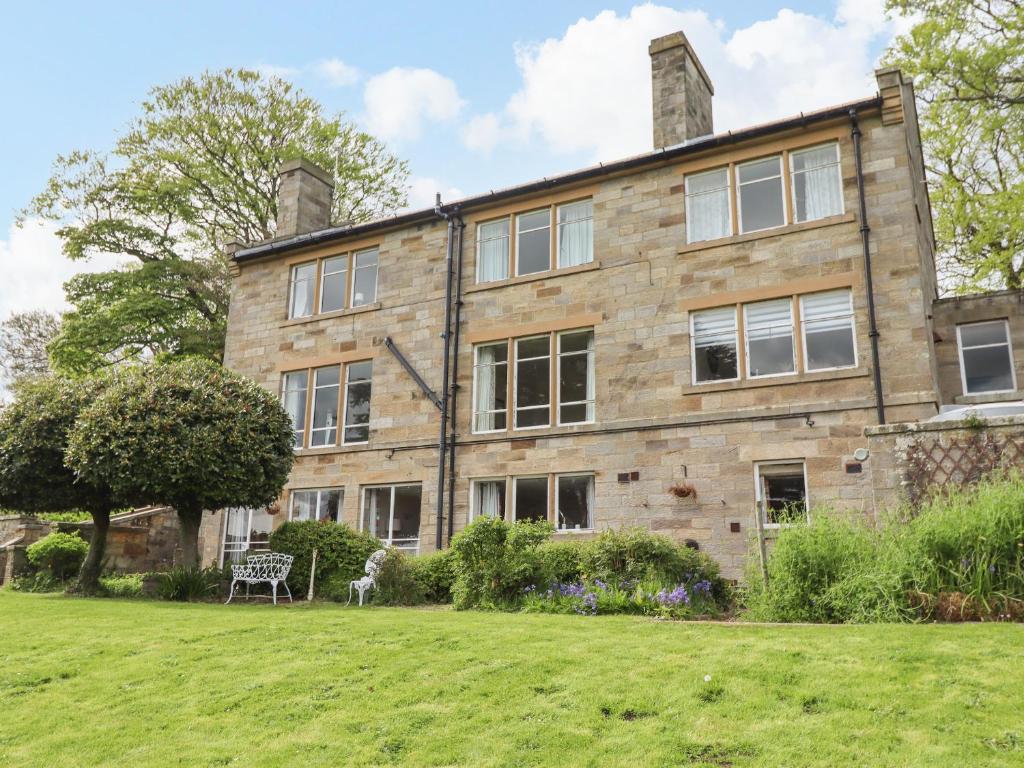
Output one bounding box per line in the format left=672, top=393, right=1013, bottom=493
left=78, top=507, right=111, bottom=594
left=177, top=503, right=204, bottom=569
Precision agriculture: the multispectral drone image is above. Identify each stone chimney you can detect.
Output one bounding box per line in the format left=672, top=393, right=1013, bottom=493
left=649, top=31, right=714, bottom=149
left=275, top=158, right=334, bottom=238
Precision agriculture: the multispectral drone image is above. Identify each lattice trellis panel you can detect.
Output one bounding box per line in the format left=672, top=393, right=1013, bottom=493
left=900, top=431, right=1024, bottom=506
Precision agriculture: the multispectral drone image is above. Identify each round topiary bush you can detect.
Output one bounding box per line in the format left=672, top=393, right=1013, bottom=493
left=269, top=520, right=380, bottom=597
left=26, top=532, right=89, bottom=581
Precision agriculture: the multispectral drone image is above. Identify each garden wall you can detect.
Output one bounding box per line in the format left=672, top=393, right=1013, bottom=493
left=866, top=415, right=1024, bottom=508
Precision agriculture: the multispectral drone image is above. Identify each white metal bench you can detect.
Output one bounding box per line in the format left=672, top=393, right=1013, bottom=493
left=347, top=549, right=388, bottom=606
left=225, top=552, right=294, bottom=605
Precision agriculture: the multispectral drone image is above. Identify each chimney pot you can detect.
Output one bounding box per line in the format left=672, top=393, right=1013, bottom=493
left=276, top=158, right=335, bottom=238
left=649, top=31, right=714, bottom=149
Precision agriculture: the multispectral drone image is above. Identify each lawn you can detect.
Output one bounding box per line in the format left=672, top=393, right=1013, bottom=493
left=1, top=593, right=1022, bottom=767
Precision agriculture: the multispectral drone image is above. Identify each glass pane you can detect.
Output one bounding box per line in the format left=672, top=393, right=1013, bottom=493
left=248, top=508, right=274, bottom=550
left=515, top=477, right=548, bottom=522
left=761, top=466, right=806, bottom=525
left=693, top=307, right=737, bottom=382
left=344, top=380, right=371, bottom=443
left=517, top=336, right=549, bottom=359
left=474, top=480, right=506, bottom=519
left=746, top=299, right=793, bottom=377
left=738, top=157, right=781, bottom=184
left=559, top=330, right=591, bottom=354
left=694, top=343, right=738, bottom=382
left=392, top=485, right=422, bottom=546
left=739, top=177, right=785, bottom=232
left=557, top=475, right=593, bottom=530
left=516, top=358, right=550, bottom=408
left=291, top=491, right=316, bottom=521
left=802, top=290, right=852, bottom=322
left=473, top=344, right=508, bottom=432
left=351, top=249, right=378, bottom=306
left=687, top=188, right=731, bottom=242
left=687, top=168, right=728, bottom=195
left=517, top=228, right=550, bottom=275
left=477, top=219, right=510, bottom=282
left=960, top=321, right=1009, bottom=348
left=557, top=200, right=593, bottom=268
left=559, top=354, right=590, bottom=405
left=354, top=248, right=378, bottom=268
left=791, top=144, right=837, bottom=172
left=319, top=257, right=347, bottom=313
left=963, top=346, right=1015, bottom=393
left=222, top=507, right=250, bottom=563
left=319, top=490, right=343, bottom=522
left=289, top=263, right=316, bottom=318
left=311, top=367, right=340, bottom=447
left=348, top=361, right=372, bottom=382
left=362, top=488, right=389, bottom=539
left=518, top=209, right=549, bottom=231
left=282, top=371, right=308, bottom=448
left=805, top=323, right=856, bottom=370
left=559, top=403, right=589, bottom=424
left=793, top=164, right=842, bottom=222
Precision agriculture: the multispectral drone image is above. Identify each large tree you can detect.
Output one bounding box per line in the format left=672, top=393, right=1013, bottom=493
left=0, top=310, right=60, bottom=385
left=0, top=375, right=116, bottom=592
left=66, top=358, right=294, bottom=567
left=25, top=69, right=409, bottom=373
left=885, top=0, right=1024, bottom=291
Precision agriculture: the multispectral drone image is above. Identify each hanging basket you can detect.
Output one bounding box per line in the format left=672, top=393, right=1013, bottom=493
left=668, top=483, right=698, bottom=500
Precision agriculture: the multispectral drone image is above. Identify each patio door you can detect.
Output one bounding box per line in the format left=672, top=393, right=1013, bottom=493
left=361, top=484, right=422, bottom=553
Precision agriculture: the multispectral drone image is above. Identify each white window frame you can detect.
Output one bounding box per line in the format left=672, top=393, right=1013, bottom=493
left=350, top=247, right=379, bottom=308
left=555, top=198, right=594, bottom=269
left=743, top=298, right=796, bottom=380
left=736, top=155, right=786, bottom=235
left=219, top=507, right=273, bottom=567
left=469, top=477, right=508, bottom=522
left=476, top=217, right=511, bottom=283
left=318, top=255, right=349, bottom=314
left=471, top=342, right=509, bottom=435
left=359, top=483, right=421, bottom=553
left=690, top=306, right=740, bottom=386
left=341, top=361, right=372, bottom=446
left=288, top=487, right=344, bottom=523
left=800, top=289, right=858, bottom=373
left=788, top=142, right=844, bottom=223
left=754, top=460, right=809, bottom=529
left=288, top=261, right=316, bottom=319
left=513, top=334, right=552, bottom=430
left=309, top=365, right=341, bottom=448
left=684, top=166, right=732, bottom=243
left=514, top=208, right=552, bottom=276
left=512, top=475, right=550, bottom=523
left=556, top=328, right=596, bottom=426
left=956, top=320, right=1018, bottom=395
left=554, top=472, right=595, bottom=533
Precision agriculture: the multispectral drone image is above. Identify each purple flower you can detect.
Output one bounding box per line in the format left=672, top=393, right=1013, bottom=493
left=656, top=585, right=690, bottom=607
left=691, top=580, right=712, bottom=595
left=559, top=582, right=587, bottom=598
left=575, top=591, right=598, bottom=615
left=523, top=584, right=536, bottom=594
left=594, top=579, right=608, bottom=591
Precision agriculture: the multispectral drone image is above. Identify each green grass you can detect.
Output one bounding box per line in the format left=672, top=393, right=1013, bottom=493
left=1, top=593, right=1022, bottom=767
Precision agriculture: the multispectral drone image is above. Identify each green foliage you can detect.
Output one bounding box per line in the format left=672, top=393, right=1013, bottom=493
left=408, top=549, right=457, bottom=604
left=0, top=310, right=60, bottom=385
left=523, top=578, right=721, bottom=619
left=372, top=549, right=424, bottom=606
left=24, top=68, right=409, bottom=373
left=155, top=567, right=222, bottom=601
left=66, top=358, right=295, bottom=565
left=450, top=517, right=554, bottom=610
left=535, top=540, right=586, bottom=584
left=26, top=532, right=89, bottom=581
left=99, top=573, right=144, bottom=598
left=269, top=520, right=380, bottom=597
left=8, top=573, right=65, bottom=593
left=746, top=473, right=1024, bottom=622
left=884, top=0, right=1024, bottom=290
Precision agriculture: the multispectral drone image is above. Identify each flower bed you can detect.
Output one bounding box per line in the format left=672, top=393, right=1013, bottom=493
left=522, top=576, right=718, bottom=618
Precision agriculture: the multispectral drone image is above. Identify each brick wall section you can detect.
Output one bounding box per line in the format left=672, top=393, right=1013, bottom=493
left=219, top=72, right=942, bottom=578
left=931, top=290, right=1024, bottom=405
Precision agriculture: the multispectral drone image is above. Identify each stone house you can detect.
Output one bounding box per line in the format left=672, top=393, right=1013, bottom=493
left=199, top=31, right=1024, bottom=579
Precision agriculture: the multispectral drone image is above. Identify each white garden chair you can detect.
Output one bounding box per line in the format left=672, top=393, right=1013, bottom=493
left=347, top=549, right=388, bottom=606
left=225, top=552, right=294, bottom=606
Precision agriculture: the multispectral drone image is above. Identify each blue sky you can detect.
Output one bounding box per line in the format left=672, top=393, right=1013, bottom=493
left=0, top=1, right=906, bottom=331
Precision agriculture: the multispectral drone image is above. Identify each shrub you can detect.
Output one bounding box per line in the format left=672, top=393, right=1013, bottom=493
left=450, top=517, right=554, bottom=609
left=9, top=573, right=64, bottom=593
left=99, top=573, right=144, bottom=598
left=26, top=532, right=88, bottom=580
left=523, top=577, right=721, bottom=619
left=269, top=520, right=380, bottom=597
left=155, top=567, right=221, bottom=601
left=409, top=549, right=457, bottom=603
left=372, top=548, right=424, bottom=606
left=536, top=540, right=585, bottom=584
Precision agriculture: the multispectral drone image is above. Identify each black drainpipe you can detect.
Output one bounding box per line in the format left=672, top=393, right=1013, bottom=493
left=445, top=216, right=466, bottom=545
left=433, top=195, right=456, bottom=549
left=849, top=108, right=886, bottom=425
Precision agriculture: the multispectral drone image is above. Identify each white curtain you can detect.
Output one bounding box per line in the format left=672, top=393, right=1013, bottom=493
left=793, top=145, right=842, bottom=221
left=291, top=276, right=313, bottom=317
left=364, top=489, right=386, bottom=539
left=558, top=200, right=593, bottom=267
left=686, top=169, right=730, bottom=242
left=477, top=220, right=509, bottom=282
left=477, top=482, right=501, bottom=518
left=585, top=332, right=596, bottom=421
left=474, top=346, right=498, bottom=431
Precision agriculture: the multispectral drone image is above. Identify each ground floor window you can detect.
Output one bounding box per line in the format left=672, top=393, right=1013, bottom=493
left=513, top=476, right=549, bottom=522
left=220, top=506, right=274, bottom=565
left=755, top=461, right=808, bottom=526
left=361, top=484, right=422, bottom=552
left=471, top=478, right=507, bottom=520
left=289, top=488, right=343, bottom=523
left=556, top=474, right=594, bottom=531
left=472, top=472, right=595, bottom=531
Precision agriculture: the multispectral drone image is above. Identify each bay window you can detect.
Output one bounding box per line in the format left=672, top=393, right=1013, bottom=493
left=691, top=307, right=739, bottom=383
left=791, top=143, right=843, bottom=222
left=957, top=320, right=1017, bottom=394
left=801, top=290, right=857, bottom=371
left=744, top=299, right=795, bottom=378
left=685, top=167, right=731, bottom=243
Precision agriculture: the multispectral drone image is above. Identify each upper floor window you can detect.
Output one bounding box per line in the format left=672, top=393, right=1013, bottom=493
left=692, top=288, right=856, bottom=384
left=287, top=247, right=379, bottom=319
left=473, top=329, right=595, bottom=433
left=290, top=488, right=343, bottom=522
left=281, top=360, right=373, bottom=448
left=475, top=198, right=593, bottom=283
left=957, top=320, right=1017, bottom=395
left=791, top=144, right=843, bottom=222
left=685, top=167, right=730, bottom=243
left=684, top=141, right=843, bottom=243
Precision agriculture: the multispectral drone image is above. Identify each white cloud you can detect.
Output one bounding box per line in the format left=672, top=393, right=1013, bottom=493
left=0, top=218, right=126, bottom=323
left=363, top=67, right=464, bottom=142
left=463, top=2, right=908, bottom=161
left=314, top=58, right=360, bottom=87
left=404, top=176, right=465, bottom=212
